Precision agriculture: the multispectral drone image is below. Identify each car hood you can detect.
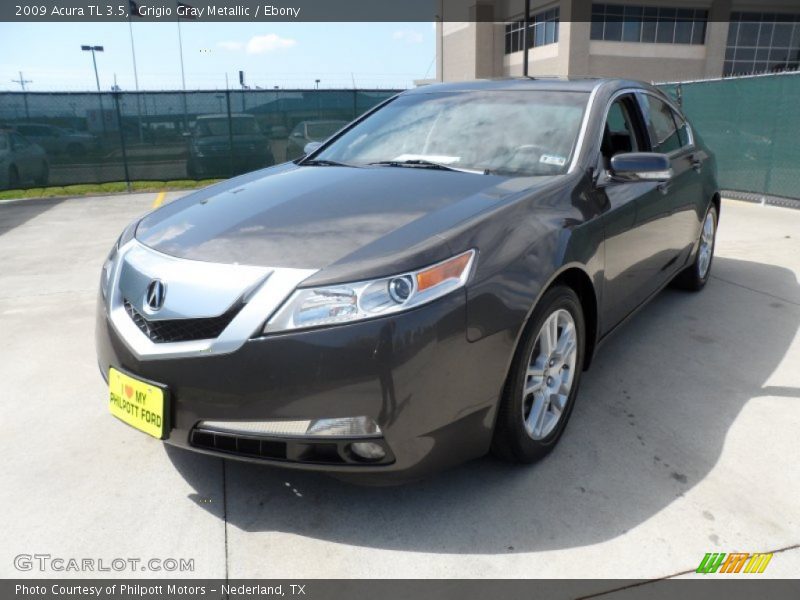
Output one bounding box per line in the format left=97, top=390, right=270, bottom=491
left=135, top=163, right=557, bottom=284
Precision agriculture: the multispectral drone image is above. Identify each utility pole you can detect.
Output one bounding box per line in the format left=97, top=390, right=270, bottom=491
left=11, top=71, right=31, bottom=91
left=11, top=71, right=32, bottom=120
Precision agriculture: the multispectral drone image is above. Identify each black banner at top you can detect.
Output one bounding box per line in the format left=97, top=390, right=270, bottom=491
left=0, top=0, right=738, bottom=23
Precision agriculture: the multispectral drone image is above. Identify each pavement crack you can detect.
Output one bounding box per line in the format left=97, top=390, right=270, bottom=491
left=710, top=274, right=800, bottom=307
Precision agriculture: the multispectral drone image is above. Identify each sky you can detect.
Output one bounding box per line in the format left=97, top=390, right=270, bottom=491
left=0, top=21, right=435, bottom=91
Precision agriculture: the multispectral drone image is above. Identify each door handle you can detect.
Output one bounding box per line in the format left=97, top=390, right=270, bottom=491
left=658, top=181, right=670, bottom=195
left=690, top=155, right=703, bottom=173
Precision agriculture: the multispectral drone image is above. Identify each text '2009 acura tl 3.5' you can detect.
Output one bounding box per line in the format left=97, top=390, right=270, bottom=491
left=97, top=78, right=719, bottom=483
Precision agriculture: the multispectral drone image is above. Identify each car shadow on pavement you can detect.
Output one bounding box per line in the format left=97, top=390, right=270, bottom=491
left=166, top=256, right=799, bottom=554
left=0, top=197, right=66, bottom=237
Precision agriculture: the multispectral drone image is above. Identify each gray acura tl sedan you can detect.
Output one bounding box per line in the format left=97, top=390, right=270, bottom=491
left=97, top=78, right=719, bottom=483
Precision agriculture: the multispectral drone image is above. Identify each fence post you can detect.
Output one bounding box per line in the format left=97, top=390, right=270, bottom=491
left=225, top=89, right=235, bottom=178
left=113, top=92, right=132, bottom=192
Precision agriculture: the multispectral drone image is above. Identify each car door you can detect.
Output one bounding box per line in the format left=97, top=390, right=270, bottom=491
left=634, top=92, right=704, bottom=291
left=594, top=93, right=667, bottom=332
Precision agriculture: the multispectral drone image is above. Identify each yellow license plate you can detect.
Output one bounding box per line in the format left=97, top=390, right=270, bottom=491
left=108, top=368, right=168, bottom=439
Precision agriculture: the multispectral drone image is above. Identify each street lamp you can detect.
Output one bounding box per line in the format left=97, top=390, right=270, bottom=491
left=81, top=45, right=104, bottom=92
left=82, top=45, right=106, bottom=138
left=315, top=79, right=320, bottom=90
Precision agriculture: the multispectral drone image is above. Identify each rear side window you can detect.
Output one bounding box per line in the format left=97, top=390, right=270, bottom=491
left=638, top=94, right=683, bottom=154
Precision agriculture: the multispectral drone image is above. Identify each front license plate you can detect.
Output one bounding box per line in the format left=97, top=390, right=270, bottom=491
left=108, top=368, right=169, bottom=440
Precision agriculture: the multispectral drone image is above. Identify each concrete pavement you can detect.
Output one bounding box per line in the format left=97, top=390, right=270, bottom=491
left=0, top=193, right=797, bottom=582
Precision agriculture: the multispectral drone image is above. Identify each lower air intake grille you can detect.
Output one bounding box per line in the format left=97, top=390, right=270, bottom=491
left=123, top=299, right=243, bottom=343
left=191, top=430, right=288, bottom=460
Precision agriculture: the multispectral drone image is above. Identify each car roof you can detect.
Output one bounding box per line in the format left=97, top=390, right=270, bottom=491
left=405, top=77, right=654, bottom=95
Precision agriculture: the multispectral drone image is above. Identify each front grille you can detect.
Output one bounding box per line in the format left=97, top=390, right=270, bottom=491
left=123, top=299, right=243, bottom=343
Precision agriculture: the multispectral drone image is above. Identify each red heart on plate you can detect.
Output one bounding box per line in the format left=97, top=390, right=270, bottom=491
left=124, top=385, right=134, bottom=399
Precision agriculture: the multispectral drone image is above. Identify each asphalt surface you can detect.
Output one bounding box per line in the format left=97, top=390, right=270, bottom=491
left=0, top=192, right=798, bottom=583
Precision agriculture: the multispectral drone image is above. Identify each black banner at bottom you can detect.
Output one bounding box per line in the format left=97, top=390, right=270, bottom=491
left=3, top=579, right=800, bottom=600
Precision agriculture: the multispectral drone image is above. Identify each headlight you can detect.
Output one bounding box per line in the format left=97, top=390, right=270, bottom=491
left=100, top=250, right=115, bottom=300
left=263, top=249, right=476, bottom=334
left=100, top=221, right=137, bottom=301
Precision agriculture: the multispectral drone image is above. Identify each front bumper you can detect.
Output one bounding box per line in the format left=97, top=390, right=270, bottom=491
left=96, top=290, right=506, bottom=482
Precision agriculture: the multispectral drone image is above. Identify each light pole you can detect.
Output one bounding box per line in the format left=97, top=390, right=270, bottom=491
left=315, top=79, right=320, bottom=90
left=81, top=45, right=104, bottom=92
left=82, top=45, right=107, bottom=138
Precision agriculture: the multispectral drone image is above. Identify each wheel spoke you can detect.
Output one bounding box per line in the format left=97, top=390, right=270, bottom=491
left=555, top=323, right=576, bottom=361
left=550, top=393, right=567, bottom=417
left=526, top=392, right=547, bottom=436
left=525, top=372, right=545, bottom=395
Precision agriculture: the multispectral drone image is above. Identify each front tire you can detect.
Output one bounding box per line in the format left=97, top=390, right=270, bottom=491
left=673, top=203, right=717, bottom=291
left=492, top=285, right=585, bottom=464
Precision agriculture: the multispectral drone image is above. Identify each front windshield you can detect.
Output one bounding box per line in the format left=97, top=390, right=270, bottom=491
left=315, top=90, right=588, bottom=176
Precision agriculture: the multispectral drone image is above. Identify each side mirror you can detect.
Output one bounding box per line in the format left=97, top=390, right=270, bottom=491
left=303, top=141, right=322, bottom=155
left=609, top=152, right=672, bottom=182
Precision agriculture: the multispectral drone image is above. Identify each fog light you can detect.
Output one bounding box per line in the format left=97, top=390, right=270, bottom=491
left=199, top=416, right=380, bottom=438
left=350, top=441, right=386, bottom=461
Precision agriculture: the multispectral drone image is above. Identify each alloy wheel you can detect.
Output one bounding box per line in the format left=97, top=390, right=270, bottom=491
left=698, top=208, right=716, bottom=279
left=521, top=308, right=578, bottom=441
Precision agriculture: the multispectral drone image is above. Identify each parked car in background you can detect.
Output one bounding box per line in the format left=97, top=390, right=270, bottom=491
left=97, top=79, right=719, bottom=483
left=286, top=119, right=348, bottom=160
left=186, top=114, right=275, bottom=179
left=0, top=130, right=48, bottom=189
left=13, top=123, right=98, bottom=157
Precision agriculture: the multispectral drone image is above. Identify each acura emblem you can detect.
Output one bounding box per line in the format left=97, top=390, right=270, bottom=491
left=145, top=279, right=166, bottom=311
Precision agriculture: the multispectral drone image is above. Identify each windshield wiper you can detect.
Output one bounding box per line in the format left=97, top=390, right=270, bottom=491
left=300, top=158, right=357, bottom=167
left=367, top=159, right=487, bottom=174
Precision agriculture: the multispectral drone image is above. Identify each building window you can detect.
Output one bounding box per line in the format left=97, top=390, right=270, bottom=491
left=504, top=7, right=560, bottom=55
left=590, top=4, right=707, bottom=45
left=724, top=12, right=800, bottom=76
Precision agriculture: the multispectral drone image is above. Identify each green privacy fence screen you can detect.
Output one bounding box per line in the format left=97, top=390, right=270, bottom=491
left=0, top=89, right=399, bottom=190
left=1, top=77, right=798, bottom=199
left=659, top=71, right=800, bottom=201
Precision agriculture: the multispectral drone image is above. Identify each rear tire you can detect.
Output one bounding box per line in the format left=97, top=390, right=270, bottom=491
left=673, top=203, right=717, bottom=291
left=492, top=285, right=585, bottom=464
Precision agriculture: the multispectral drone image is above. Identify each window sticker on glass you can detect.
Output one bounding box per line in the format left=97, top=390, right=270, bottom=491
left=540, top=154, right=567, bottom=166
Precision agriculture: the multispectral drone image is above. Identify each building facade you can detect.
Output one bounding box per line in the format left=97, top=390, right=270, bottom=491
left=437, top=0, right=800, bottom=83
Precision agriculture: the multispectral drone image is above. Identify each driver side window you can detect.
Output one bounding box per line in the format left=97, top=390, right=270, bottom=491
left=601, top=96, right=644, bottom=169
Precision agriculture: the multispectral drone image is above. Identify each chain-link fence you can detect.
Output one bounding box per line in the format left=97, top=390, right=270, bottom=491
left=659, top=71, right=800, bottom=202
left=0, top=89, right=399, bottom=190
left=3, top=78, right=799, bottom=201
